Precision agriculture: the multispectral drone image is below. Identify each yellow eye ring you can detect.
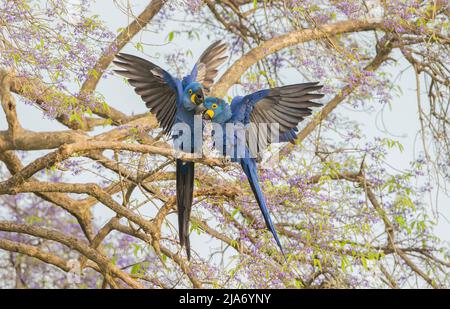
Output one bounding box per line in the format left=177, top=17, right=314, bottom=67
left=212, top=103, right=218, bottom=109
left=188, top=89, right=193, bottom=95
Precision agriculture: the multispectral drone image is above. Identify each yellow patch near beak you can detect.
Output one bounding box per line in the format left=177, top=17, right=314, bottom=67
left=191, top=94, right=197, bottom=104
left=206, top=110, right=214, bottom=119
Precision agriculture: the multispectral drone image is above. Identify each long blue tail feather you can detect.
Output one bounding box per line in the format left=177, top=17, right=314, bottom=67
left=176, top=159, right=195, bottom=260
left=240, top=158, right=286, bottom=259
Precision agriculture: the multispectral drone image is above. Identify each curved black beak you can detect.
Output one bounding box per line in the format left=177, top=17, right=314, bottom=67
left=194, top=88, right=204, bottom=105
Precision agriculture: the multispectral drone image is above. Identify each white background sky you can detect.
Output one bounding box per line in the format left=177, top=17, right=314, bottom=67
left=1, top=1, right=448, bottom=247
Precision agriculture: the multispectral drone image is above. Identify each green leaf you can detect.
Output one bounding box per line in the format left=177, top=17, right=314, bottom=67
left=88, top=69, right=99, bottom=79
left=230, top=239, right=238, bottom=248
left=294, top=279, right=304, bottom=288
left=69, top=113, right=83, bottom=125
left=135, top=42, right=144, bottom=52
left=168, top=31, right=175, bottom=42
left=313, top=258, right=322, bottom=271
left=25, top=215, right=43, bottom=225
left=361, top=256, right=368, bottom=270
left=341, top=256, right=348, bottom=272
left=102, top=101, right=110, bottom=112
left=395, top=215, right=406, bottom=228
left=133, top=244, right=140, bottom=257
left=12, top=54, right=20, bottom=64
left=189, top=222, right=202, bottom=235
left=231, top=208, right=240, bottom=218
left=131, top=264, right=141, bottom=275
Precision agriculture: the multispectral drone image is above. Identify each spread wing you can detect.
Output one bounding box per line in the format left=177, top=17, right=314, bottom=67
left=232, top=82, right=324, bottom=155
left=189, top=41, right=228, bottom=92
left=113, top=53, right=179, bottom=134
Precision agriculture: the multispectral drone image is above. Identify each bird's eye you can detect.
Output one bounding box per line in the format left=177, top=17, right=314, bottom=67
left=212, top=104, right=218, bottom=109
left=188, top=89, right=193, bottom=94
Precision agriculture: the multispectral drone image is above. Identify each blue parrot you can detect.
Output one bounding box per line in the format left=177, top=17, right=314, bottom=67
left=113, top=41, right=228, bottom=259
left=201, top=82, right=324, bottom=257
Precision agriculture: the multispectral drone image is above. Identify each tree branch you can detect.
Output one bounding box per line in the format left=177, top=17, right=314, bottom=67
left=278, top=35, right=394, bottom=154
left=0, top=221, right=143, bottom=288
left=211, top=20, right=384, bottom=97
left=0, top=238, right=70, bottom=272
left=0, top=70, right=21, bottom=137
left=80, top=0, right=166, bottom=96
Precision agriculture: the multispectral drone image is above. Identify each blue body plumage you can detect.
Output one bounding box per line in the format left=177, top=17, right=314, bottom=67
left=114, top=41, right=228, bottom=260
left=202, top=82, right=324, bottom=259
left=203, top=97, right=286, bottom=257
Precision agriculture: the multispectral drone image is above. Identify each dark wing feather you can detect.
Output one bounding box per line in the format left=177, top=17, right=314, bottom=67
left=113, top=53, right=178, bottom=134
left=195, top=41, right=228, bottom=91
left=243, top=82, right=324, bottom=155
left=176, top=159, right=195, bottom=260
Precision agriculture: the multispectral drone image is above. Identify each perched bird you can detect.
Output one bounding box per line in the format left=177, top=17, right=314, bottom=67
left=201, top=82, right=324, bottom=257
left=113, top=41, right=228, bottom=259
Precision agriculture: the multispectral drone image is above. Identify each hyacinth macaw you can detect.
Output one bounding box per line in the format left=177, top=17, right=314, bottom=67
left=113, top=41, right=228, bottom=259
left=201, top=83, right=324, bottom=256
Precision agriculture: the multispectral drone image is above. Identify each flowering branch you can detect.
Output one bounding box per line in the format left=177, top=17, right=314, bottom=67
left=211, top=20, right=384, bottom=97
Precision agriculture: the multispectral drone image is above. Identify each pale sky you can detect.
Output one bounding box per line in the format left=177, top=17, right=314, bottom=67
left=1, top=1, right=448, bottom=248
